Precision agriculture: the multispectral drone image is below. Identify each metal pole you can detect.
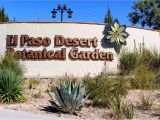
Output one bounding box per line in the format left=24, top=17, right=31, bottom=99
left=61, top=10, right=63, bottom=22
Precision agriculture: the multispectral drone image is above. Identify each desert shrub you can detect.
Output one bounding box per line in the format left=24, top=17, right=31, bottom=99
left=129, top=76, right=139, bottom=89
left=32, top=90, right=42, bottom=98
left=119, top=50, right=138, bottom=74
left=25, top=79, right=39, bottom=89
left=138, top=48, right=153, bottom=66
left=137, top=94, right=154, bottom=110
left=119, top=47, right=160, bottom=75
left=85, top=74, right=130, bottom=107
left=109, top=93, right=123, bottom=118
left=47, top=83, right=56, bottom=92
left=132, top=64, right=155, bottom=89
left=138, top=48, right=160, bottom=72
left=109, top=96, right=134, bottom=119
left=150, top=50, right=160, bottom=72
left=153, top=73, right=160, bottom=89
left=48, top=79, right=88, bottom=114
left=0, top=53, right=24, bottom=77
left=122, top=102, right=134, bottom=119
left=0, top=68, right=25, bottom=103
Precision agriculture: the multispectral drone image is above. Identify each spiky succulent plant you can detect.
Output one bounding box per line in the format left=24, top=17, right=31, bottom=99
left=48, top=80, right=89, bottom=114
left=106, top=20, right=129, bottom=44
left=0, top=68, right=25, bottom=103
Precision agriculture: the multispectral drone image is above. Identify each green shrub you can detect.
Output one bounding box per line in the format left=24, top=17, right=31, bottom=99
left=84, top=74, right=111, bottom=107
left=32, top=90, right=42, bottom=98
left=138, top=48, right=160, bottom=72
left=109, top=94, right=123, bottom=118
left=150, top=50, right=160, bottom=72
left=122, top=102, right=134, bottom=119
left=47, top=83, right=56, bottom=92
left=25, top=79, right=39, bottom=89
left=48, top=80, right=88, bottom=114
left=153, top=73, right=160, bottom=89
left=0, top=68, right=25, bottom=103
left=133, top=64, right=155, bottom=89
left=0, top=53, right=24, bottom=77
left=137, top=94, right=154, bottom=110
left=119, top=47, right=160, bottom=75
left=109, top=95, right=134, bottom=119
left=84, top=74, right=130, bottom=107
left=119, top=50, right=138, bottom=74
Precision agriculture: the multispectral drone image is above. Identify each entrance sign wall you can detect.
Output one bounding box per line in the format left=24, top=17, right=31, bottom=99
left=0, top=22, right=160, bottom=77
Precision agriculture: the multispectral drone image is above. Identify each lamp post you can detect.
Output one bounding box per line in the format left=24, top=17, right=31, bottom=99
left=51, top=4, right=73, bottom=22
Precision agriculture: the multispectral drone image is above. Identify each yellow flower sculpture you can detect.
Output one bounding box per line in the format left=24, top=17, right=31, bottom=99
left=106, top=21, right=129, bottom=44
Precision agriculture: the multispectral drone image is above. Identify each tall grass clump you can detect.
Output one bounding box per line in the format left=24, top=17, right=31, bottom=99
left=109, top=97, right=134, bottom=119
left=119, top=49, right=138, bottom=74
left=0, top=53, right=24, bottom=76
left=119, top=44, right=160, bottom=89
left=122, top=102, right=134, bottom=119
left=138, top=48, right=160, bottom=72
left=84, top=74, right=130, bottom=107
left=130, top=64, right=155, bottom=89
left=119, top=45, right=160, bottom=75
left=153, top=73, right=160, bottom=89
left=137, top=94, right=154, bottom=110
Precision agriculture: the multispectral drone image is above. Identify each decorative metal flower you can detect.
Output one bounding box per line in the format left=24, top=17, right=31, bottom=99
left=106, top=21, right=129, bottom=44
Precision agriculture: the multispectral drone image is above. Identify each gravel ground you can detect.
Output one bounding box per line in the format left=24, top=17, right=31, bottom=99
left=0, top=79, right=160, bottom=120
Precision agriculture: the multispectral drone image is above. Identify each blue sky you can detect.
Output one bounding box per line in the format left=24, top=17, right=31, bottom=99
left=0, top=0, right=137, bottom=26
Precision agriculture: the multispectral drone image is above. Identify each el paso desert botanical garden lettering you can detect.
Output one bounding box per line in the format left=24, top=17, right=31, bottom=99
left=6, top=35, right=113, bottom=61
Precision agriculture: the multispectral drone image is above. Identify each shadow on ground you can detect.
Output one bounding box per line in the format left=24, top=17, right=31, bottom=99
left=40, top=106, right=58, bottom=113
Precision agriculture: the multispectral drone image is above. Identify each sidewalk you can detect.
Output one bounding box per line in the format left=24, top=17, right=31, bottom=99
left=0, top=108, right=75, bottom=120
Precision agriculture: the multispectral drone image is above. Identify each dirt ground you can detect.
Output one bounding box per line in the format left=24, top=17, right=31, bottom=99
left=0, top=79, right=160, bottom=120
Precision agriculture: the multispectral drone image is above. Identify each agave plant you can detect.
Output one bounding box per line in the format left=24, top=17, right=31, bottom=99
left=48, top=80, right=89, bottom=114
left=0, top=68, right=25, bottom=103
left=106, top=20, right=129, bottom=44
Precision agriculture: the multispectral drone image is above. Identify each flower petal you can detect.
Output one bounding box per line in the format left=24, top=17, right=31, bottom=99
left=106, top=35, right=113, bottom=39
left=119, top=32, right=128, bottom=37
left=111, top=26, right=117, bottom=32
left=111, top=36, right=117, bottom=42
left=117, top=37, right=120, bottom=43
left=119, top=36, right=125, bottom=42
left=108, top=31, right=115, bottom=35
left=118, top=26, right=125, bottom=32
left=114, top=22, right=120, bottom=29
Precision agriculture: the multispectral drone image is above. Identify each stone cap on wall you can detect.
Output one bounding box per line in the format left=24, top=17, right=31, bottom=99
left=0, top=21, right=159, bottom=32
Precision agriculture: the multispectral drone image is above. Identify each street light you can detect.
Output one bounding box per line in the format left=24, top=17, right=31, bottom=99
left=51, top=4, right=73, bottom=22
